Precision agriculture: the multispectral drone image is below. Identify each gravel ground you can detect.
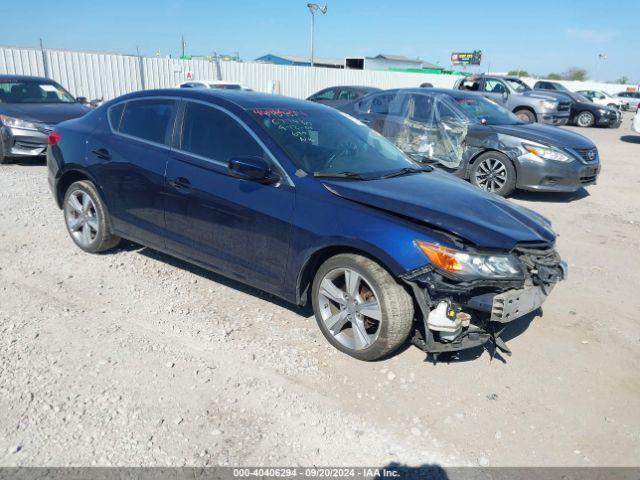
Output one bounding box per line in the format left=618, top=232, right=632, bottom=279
left=1, top=113, right=639, bottom=467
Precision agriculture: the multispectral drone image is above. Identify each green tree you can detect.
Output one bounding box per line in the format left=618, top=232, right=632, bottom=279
left=563, top=68, right=588, bottom=81
left=507, top=69, right=529, bottom=77
left=547, top=73, right=562, bottom=80
left=616, top=76, right=629, bottom=84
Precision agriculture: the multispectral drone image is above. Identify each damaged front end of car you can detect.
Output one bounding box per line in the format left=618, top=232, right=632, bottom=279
left=400, top=241, right=567, bottom=361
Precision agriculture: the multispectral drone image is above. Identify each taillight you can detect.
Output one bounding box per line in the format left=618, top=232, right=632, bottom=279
left=48, top=131, right=61, bottom=145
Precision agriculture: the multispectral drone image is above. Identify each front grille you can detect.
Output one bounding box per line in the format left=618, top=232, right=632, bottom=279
left=557, top=102, right=571, bottom=112
left=573, top=147, right=599, bottom=163
left=514, top=244, right=563, bottom=286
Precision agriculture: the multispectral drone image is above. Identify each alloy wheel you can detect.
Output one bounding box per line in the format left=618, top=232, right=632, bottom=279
left=577, top=112, right=594, bottom=127
left=474, top=157, right=508, bottom=192
left=65, top=189, right=99, bottom=247
left=317, top=267, right=382, bottom=351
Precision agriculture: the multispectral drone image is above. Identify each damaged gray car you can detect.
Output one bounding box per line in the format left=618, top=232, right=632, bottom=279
left=339, top=88, right=600, bottom=197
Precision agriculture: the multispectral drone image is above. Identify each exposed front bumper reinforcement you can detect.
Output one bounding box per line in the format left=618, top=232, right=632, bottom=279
left=405, top=281, right=512, bottom=363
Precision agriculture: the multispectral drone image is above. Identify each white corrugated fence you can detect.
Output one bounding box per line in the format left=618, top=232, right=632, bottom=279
left=1, top=45, right=636, bottom=102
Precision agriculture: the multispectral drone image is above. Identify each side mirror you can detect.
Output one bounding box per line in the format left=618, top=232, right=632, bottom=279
left=501, top=90, right=509, bottom=100
left=76, top=96, right=88, bottom=105
left=228, top=157, right=279, bottom=184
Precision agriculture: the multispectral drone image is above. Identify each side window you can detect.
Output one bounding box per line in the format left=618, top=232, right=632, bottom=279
left=119, top=99, right=176, bottom=145
left=409, top=95, right=434, bottom=122
left=483, top=79, right=506, bottom=94
left=108, top=103, right=125, bottom=131
left=436, top=100, right=465, bottom=122
left=336, top=88, right=357, bottom=101
left=180, top=102, right=263, bottom=162
left=310, top=89, right=336, bottom=101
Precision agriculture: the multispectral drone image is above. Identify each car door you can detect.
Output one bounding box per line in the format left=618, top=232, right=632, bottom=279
left=480, top=78, right=508, bottom=106
left=88, top=97, right=177, bottom=249
left=357, top=92, right=409, bottom=143
left=164, top=100, right=294, bottom=291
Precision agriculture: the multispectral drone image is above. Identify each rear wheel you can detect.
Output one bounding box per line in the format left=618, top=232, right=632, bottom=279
left=575, top=111, right=595, bottom=127
left=514, top=109, right=536, bottom=123
left=470, top=152, right=517, bottom=197
left=63, top=180, right=120, bottom=253
left=311, top=254, right=414, bottom=361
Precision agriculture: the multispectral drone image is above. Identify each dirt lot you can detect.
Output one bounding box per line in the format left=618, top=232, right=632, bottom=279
left=1, top=114, right=639, bottom=468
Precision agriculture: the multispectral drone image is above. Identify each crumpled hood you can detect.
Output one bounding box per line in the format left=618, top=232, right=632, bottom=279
left=490, top=123, right=595, bottom=149
left=520, top=90, right=570, bottom=102
left=0, top=103, right=90, bottom=125
left=323, top=171, right=556, bottom=250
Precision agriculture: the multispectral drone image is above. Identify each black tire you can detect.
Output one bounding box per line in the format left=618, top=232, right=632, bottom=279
left=514, top=109, right=536, bottom=123
left=575, top=111, right=595, bottom=128
left=469, top=151, right=517, bottom=197
left=0, top=141, right=12, bottom=165
left=311, top=253, right=414, bottom=361
left=62, top=180, right=120, bottom=253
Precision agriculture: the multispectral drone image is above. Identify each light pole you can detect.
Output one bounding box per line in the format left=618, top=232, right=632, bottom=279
left=307, top=3, right=327, bottom=67
left=597, top=53, right=607, bottom=80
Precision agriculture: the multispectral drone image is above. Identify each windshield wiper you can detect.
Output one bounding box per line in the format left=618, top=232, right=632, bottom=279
left=378, top=166, right=432, bottom=179
left=313, top=171, right=369, bottom=180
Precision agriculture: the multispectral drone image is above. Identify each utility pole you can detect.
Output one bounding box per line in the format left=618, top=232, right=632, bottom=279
left=39, top=38, right=50, bottom=78
left=307, top=3, right=327, bottom=67
left=181, top=35, right=186, bottom=58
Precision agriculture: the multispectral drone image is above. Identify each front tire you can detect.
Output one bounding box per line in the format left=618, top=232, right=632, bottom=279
left=575, top=111, right=595, bottom=128
left=0, top=141, right=12, bottom=164
left=63, top=180, right=120, bottom=253
left=514, top=109, right=536, bottom=123
left=469, top=152, right=517, bottom=197
left=311, top=254, right=414, bottom=361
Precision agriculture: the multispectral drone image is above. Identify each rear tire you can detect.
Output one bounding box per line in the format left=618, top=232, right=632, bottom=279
left=575, top=111, right=595, bottom=128
left=62, top=180, right=120, bottom=253
left=514, top=109, right=536, bottom=123
left=469, top=151, right=517, bottom=197
left=311, top=254, right=414, bottom=361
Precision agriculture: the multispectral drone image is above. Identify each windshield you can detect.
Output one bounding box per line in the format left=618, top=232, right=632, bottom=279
left=567, top=92, right=592, bottom=103
left=453, top=95, right=524, bottom=125
left=0, top=79, right=76, bottom=104
left=504, top=78, right=531, bottom=93
left=248, top=107, right=417, bottom=178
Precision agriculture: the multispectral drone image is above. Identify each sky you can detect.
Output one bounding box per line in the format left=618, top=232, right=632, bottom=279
left=3, top=0, right=639, bottom=82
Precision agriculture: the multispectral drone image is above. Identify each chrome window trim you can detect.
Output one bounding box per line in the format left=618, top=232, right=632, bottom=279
left=175, top=99, right=294, bottom=187
left=106, top=96, right=182, bottom=151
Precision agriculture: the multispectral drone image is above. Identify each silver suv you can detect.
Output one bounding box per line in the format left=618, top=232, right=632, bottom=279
left=454, top=75, right=572, bottom=125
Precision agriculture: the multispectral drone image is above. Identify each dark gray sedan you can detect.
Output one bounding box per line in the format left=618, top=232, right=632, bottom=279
left=339, top=88, right=600, bottom=196
left=0, top=75, right=89, bottom=164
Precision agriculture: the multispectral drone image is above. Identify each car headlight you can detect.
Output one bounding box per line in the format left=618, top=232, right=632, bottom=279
left=522, top=142, right=571, bottom=162
left=598, top=108, right=609, bottom=114
left=540, top=100, right=558, bottom=110
left=415, top=241, right=523, bottom=280
left=0, top=114, right=39, bottom=131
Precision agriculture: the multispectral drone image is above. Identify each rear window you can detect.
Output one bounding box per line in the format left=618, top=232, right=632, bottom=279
left=119, top=99, right=176, bottom=145
left=0, top=79, right=76, bottom=104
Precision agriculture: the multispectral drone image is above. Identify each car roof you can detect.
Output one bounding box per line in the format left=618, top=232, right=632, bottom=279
left=361, top=87, right=482, bottom=100
left=0, top=74, right=58, bottom=83
left=116, top=88, right=324, bottom=110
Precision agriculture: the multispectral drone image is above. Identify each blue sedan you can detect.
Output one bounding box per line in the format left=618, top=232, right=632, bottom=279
left=46, top=89, right=566, bottom=361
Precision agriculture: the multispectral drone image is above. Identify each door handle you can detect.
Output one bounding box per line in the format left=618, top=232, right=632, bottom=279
left=168, top=177, right=191, bottom=190
left=91, top=148, right=111, bottom=161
